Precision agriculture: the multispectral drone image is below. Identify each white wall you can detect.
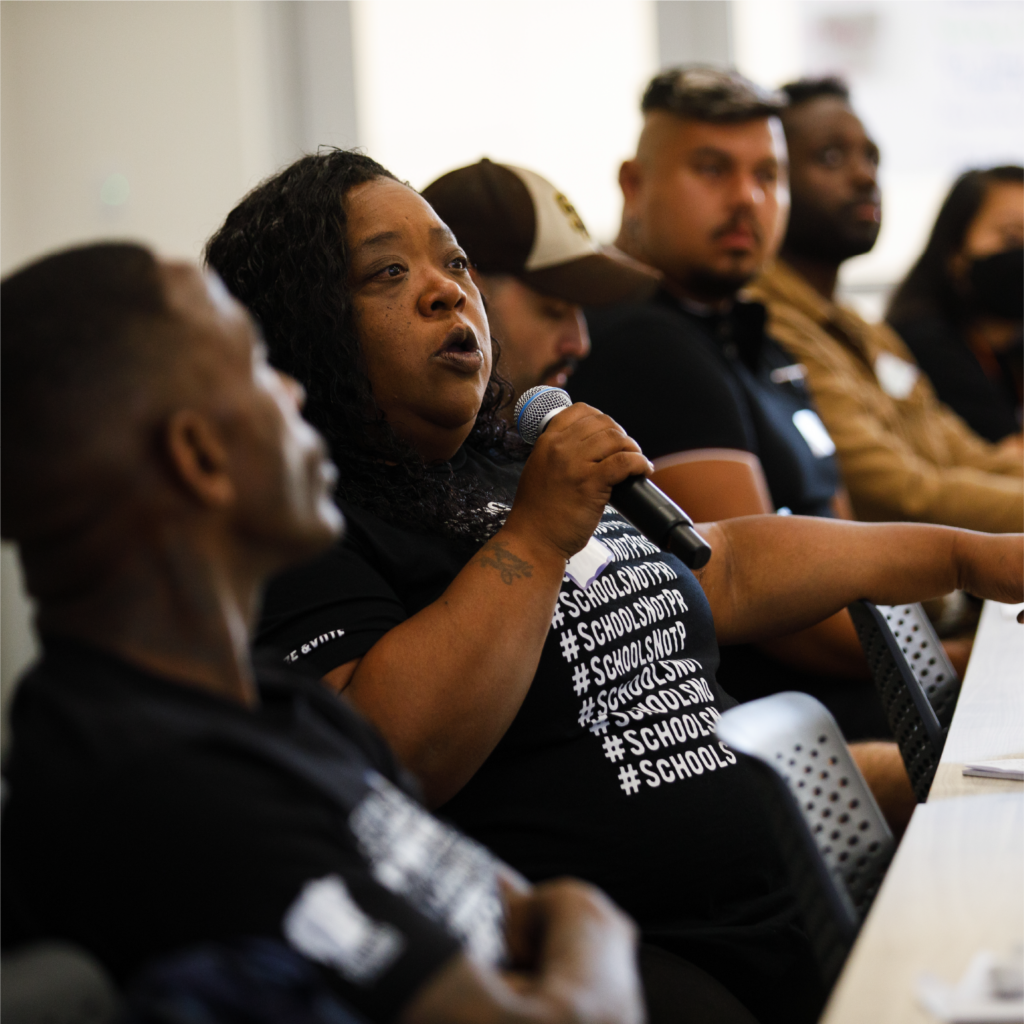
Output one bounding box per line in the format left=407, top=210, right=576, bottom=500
left=0, top=0, right=361, bottom=724
left=657, top=0, right=733, bottom=71
left=4, top=2, right=257, bottom=272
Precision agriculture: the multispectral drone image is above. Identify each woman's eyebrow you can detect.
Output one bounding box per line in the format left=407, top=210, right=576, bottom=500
left=355, top=230, right=402, bottom=252
left=355, top=225, right=458, bottom=253
left=431, top=225, right=459, bottom=245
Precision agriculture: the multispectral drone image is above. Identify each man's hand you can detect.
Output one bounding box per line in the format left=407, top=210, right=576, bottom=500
left=507, top=404, right=652, bottom=562
left=503, top=879, right=642, bottom=1024
left=401, top=878, right=643, bottom=1024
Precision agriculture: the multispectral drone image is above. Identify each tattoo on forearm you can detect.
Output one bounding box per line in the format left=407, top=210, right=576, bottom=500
left=476, top=539, right=534, bottom=585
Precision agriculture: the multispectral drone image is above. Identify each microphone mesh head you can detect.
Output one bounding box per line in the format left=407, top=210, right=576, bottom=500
left=514, top=386, right=572, bottom=445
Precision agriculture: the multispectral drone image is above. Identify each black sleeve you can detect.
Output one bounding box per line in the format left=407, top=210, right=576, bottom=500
left=571, top=304, right=753, bottom=460
left=890, top=314, right=1019, bottom=443
left=67, top=750, right=463, bottom=1023
left=260, top=660, right=427, bottom=803
left=258, top=538, right=407, bottom=676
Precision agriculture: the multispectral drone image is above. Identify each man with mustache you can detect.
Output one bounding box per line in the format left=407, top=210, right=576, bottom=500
left=570, top=66, right=846, bottom=522
left=568, top=68, right=910, bottom=742
left=748, top=77, right=1022, bottom=532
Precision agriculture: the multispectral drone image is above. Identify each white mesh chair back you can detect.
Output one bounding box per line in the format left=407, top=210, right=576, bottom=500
left=716, top=693, right=895, bottom=990
left=848, top=601, right=960, bottom=801
left=872, top=603, right=959, bottom=724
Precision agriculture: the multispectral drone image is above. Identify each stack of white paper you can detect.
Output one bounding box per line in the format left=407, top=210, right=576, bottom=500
left=963, top=760, right=1024, bottom=782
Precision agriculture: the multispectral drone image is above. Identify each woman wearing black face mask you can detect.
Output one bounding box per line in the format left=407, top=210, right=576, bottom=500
left=888, top=166, right=1023, bottom=442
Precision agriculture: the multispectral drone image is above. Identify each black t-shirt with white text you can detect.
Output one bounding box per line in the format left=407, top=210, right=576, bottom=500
left=258, top=447, right=822, bottom=1024
left=2, top=639, right=506, bottom=1023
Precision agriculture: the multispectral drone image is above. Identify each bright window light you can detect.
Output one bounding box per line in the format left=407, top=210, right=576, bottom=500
left=734, top=0, right=1024, bottom=319
left=351, top=0, right=658, bottom=243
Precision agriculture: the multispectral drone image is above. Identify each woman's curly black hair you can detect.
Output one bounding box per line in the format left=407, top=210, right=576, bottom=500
left=205, top=149, right=522, bottom=544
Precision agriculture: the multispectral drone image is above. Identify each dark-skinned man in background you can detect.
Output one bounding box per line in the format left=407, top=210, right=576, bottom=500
left=0, top=242, right=643, bottom=1024
left=748, top=77, right=1023, bottom=534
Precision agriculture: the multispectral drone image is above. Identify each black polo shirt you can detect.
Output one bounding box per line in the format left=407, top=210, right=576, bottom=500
left=890, top=312, right=1021, bottom=443
left=569, top=291, right=896, bottom=740
left=1, top=639, right=506, bottom=1021
left=571, top=290, right=841, bottom=517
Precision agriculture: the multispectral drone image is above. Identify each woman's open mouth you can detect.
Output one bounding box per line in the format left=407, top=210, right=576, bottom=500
left=434, top=326, right=484, bottom=374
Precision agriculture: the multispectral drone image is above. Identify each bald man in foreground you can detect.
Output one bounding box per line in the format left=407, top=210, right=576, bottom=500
left=0, top=243, right=643, bottom=1024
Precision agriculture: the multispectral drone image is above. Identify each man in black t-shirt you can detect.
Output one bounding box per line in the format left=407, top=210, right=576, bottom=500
left=0, top=244, right=643, bottom=1024
left=570, top=67, right=842, bottom=519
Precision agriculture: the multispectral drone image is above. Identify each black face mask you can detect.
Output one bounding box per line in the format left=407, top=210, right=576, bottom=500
left=969, top=247, right=1024, bottom=319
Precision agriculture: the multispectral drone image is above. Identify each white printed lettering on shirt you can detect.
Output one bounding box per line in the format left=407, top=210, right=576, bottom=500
left=874, top=351, right=920, bottom=400
left=350, top=773, right=507, bottom=966
left=791, top=409, right=836, bottom=457
left=285, top=628, right=346, bottom=663
left=283, top=875, right=404, bottom=984
left=565, top=535, right=615, bottom=590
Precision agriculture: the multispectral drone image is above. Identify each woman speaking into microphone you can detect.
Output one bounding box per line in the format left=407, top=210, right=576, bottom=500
left=206, top=150, right=1023, bottom=1024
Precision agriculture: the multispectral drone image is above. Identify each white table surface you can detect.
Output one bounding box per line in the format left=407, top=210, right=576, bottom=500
left=821, top=601, right=1024, bottom=1023
left=820, top=791, right=1023, bottom=1024
left=931, top=599, right=1024, bottom=800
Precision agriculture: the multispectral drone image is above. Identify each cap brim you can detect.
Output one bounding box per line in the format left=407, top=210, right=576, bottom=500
left=522, top=248, right=661, bottom=306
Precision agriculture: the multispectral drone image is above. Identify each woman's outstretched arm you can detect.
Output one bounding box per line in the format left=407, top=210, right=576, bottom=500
left=694, top=515, right=1023, bottom=646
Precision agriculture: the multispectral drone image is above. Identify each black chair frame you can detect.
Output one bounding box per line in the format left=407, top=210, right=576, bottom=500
left=848, top=600, right=959, bottom=801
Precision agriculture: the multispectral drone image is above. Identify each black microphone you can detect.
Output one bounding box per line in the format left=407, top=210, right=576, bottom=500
left=514, top=386, right=712, bottom=570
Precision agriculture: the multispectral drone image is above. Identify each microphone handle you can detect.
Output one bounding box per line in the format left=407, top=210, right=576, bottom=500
left=609, top=476, right=713, bottom=570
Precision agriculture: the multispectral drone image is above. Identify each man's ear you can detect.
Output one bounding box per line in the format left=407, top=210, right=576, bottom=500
left=164, top=409, right=236, bottom=508
left=618, top=159, right=642, bottom=209
left=617, top=160, right=645, bottom=252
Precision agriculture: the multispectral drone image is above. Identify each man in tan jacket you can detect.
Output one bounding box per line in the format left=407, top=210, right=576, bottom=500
left=748, top=77, right=1022, bottom=533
